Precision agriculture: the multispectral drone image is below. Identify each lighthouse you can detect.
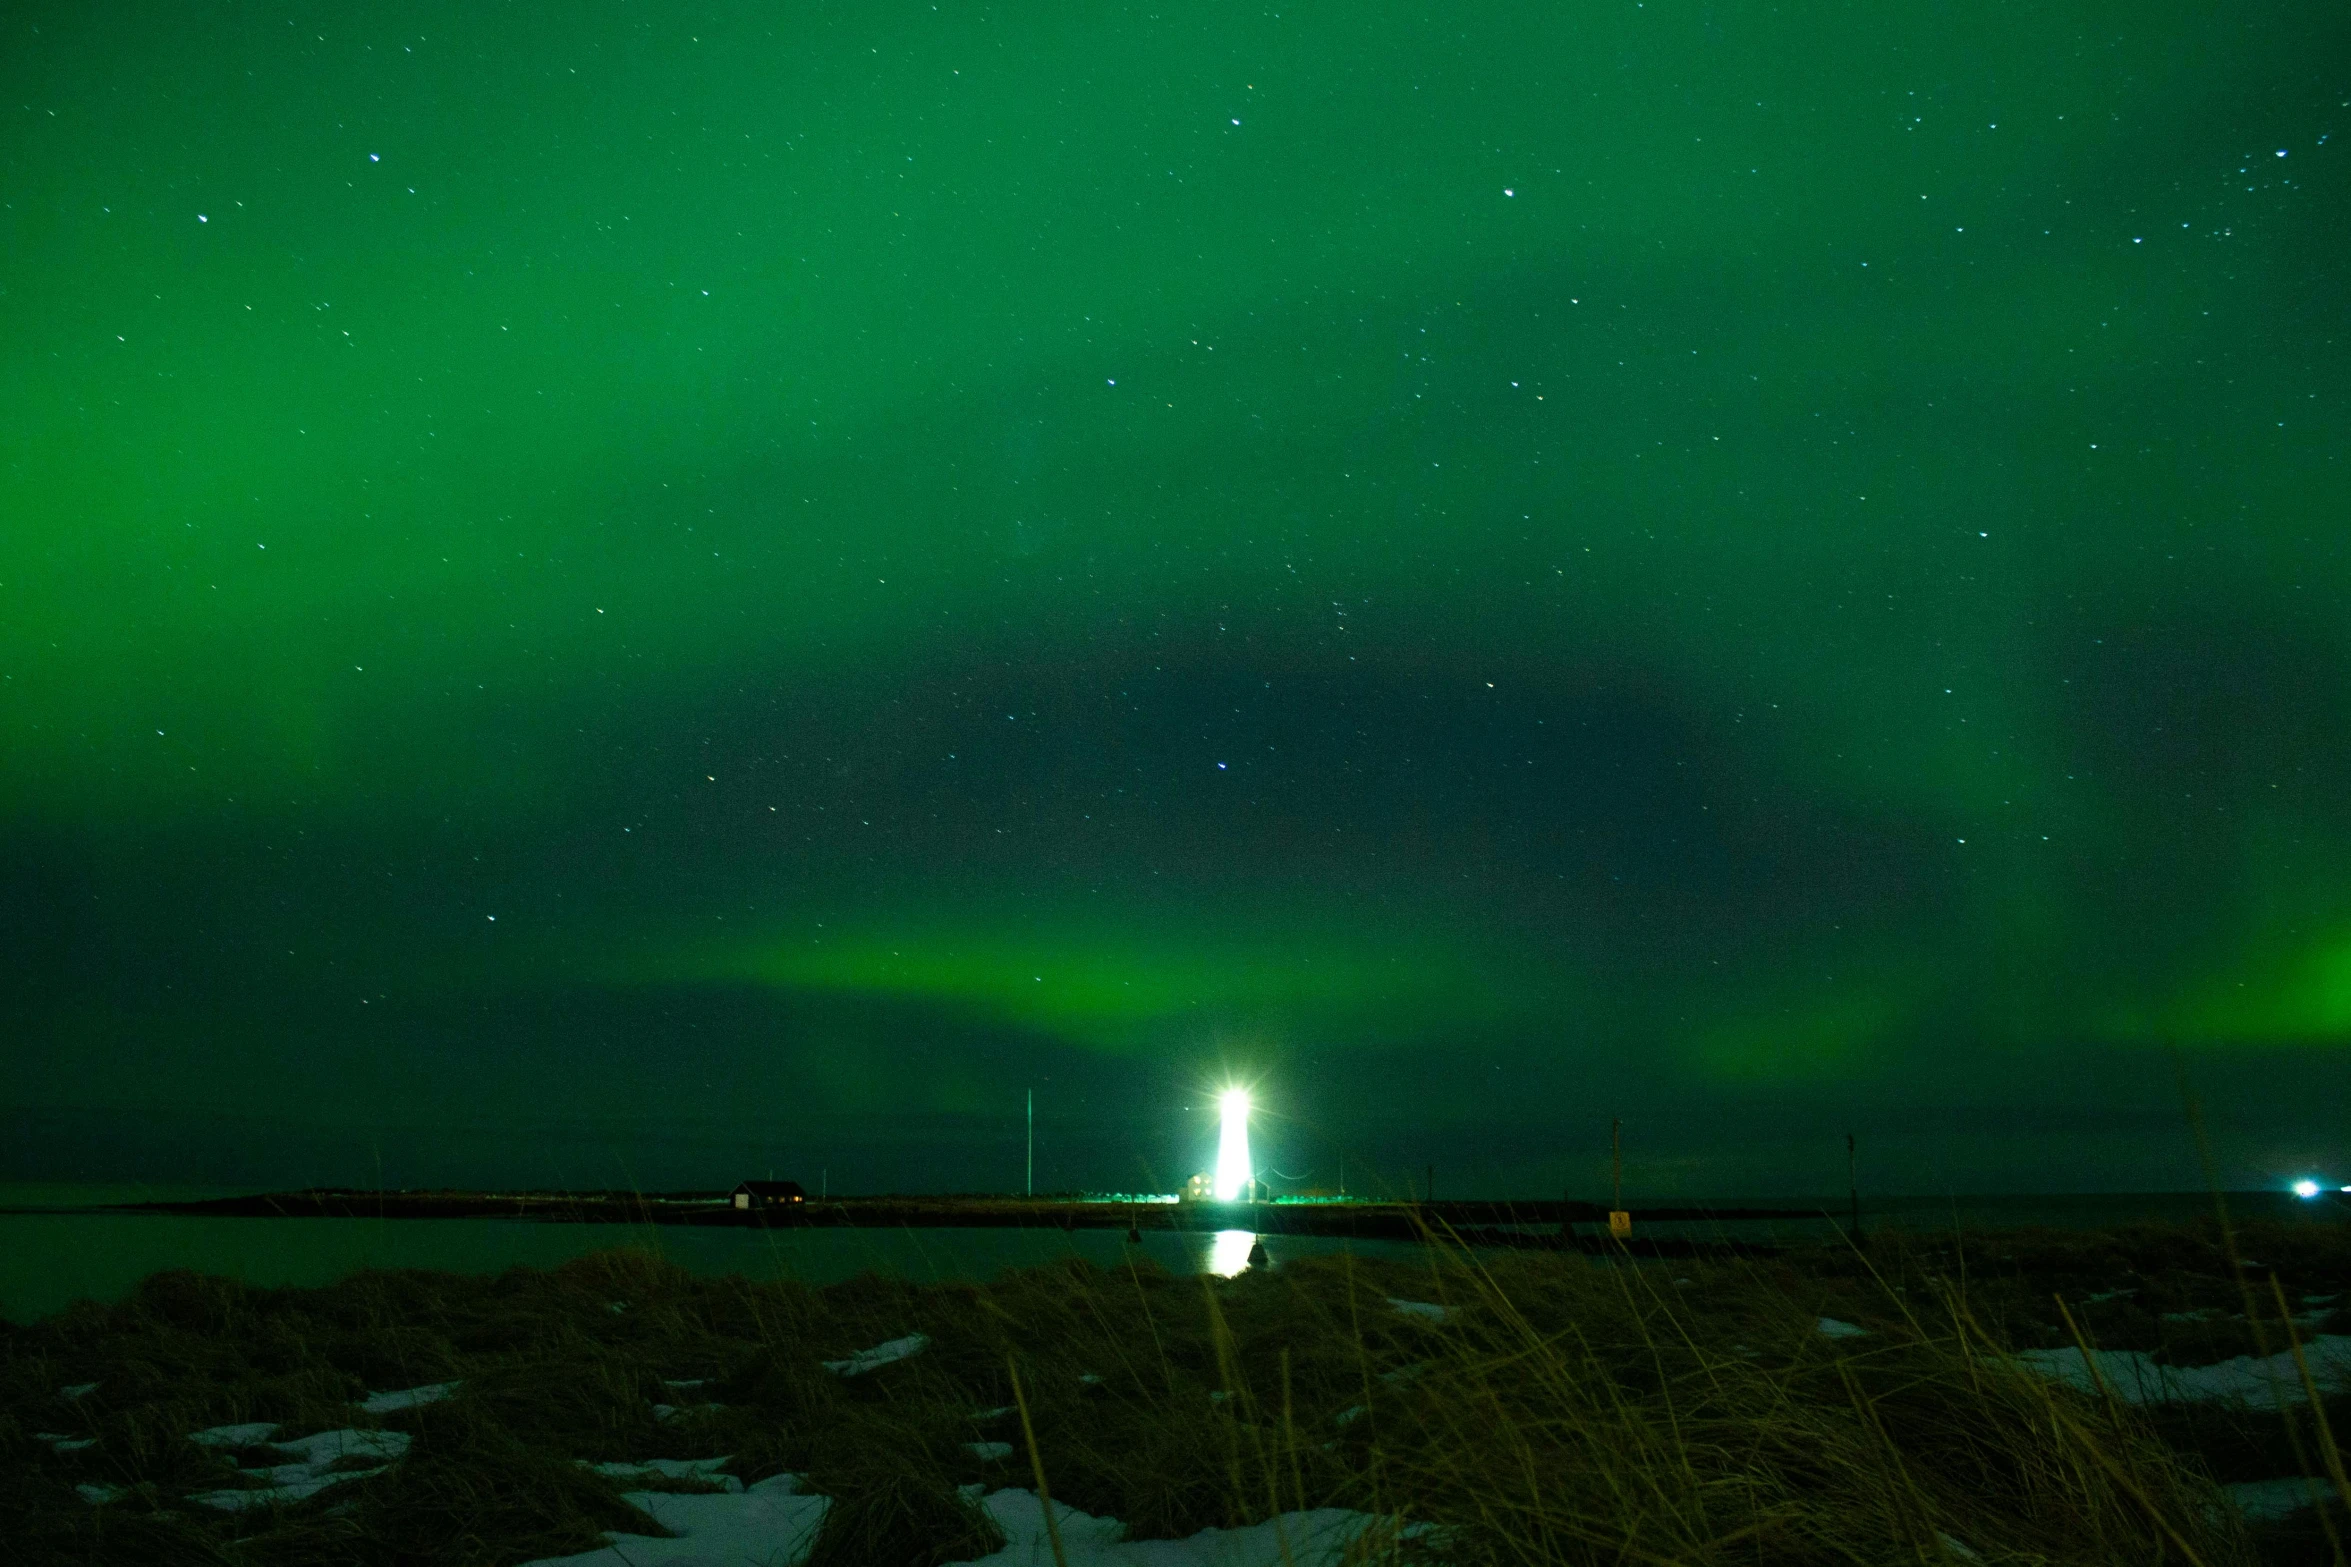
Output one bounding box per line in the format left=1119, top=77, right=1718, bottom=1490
left=1213, top=1088, right=1253, bottom=1202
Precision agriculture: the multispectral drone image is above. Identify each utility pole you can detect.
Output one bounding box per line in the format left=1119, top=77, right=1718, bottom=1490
left=1026, top=1089, right=1034, bottom=1197
left=1847, top=1132, right=1861, bottom=1243
left=1611, top=1117, right=1623, bottom=1210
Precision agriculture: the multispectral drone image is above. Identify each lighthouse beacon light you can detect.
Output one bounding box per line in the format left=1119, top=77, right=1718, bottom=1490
left=1214, top=1089, right=1254, bottom=1202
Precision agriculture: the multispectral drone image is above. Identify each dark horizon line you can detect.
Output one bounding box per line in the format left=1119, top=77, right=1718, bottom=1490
left=2, top=1184, right=2335, bottom=1218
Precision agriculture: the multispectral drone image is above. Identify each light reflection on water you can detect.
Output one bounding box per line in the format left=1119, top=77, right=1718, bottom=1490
left=13, top=1189, right=2310, bottom=1321
left=0, top=1200, right=1343, bottom=1321
left=1207, top=1229, right=1256, bottom=1277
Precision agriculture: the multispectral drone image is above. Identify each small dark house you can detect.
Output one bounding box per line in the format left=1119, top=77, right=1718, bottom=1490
left=731, top=1179, right=808, bottom=1210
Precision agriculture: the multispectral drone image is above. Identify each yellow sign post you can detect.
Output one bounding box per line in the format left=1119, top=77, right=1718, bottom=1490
left=1607, top=1117, right=1630, bottom=1239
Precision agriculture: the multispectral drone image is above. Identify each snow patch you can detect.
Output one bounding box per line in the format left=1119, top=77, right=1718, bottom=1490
left=1387, top=1298, right=1449, bottom=1323
left=276, top=1429, right=410, bottom=1466
left=360, top=1380, right=459, bottom=1413
left=583, top=1456, right=743, bottom=1493
left=185, top=1428, right=410, bottom=1512
left=514, top=1481, right=1412, bottom=1567
left=1816, top=1318, right=1868, bottom=1339
left=191, top=1465, right=388, bottom=1512
left=520, top=1473, right=829, bottom=1566
left=653, top=1400, right=729, bottom=1423
left=954, top=1488, right=1412, bottom=1566
left=2226, top=1475, right=2339, bottom=1521
left=2014, top=1335, right=2351, bottom=1408
left=823, top=1333, right=930, bottom=1377
left=966, top=1441, right=1014, bottom=1461
left=189, top=1421, right=283, bottom=1449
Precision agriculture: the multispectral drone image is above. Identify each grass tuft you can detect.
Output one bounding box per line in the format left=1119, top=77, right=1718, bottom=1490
left=804, top=1442, right=1005, bottom=1567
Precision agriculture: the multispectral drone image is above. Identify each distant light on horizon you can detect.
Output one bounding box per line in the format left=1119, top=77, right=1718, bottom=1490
left=2292, top=1178, right=2322, bottom=1199
left=1214, top=1088, right=1253, bottom=1201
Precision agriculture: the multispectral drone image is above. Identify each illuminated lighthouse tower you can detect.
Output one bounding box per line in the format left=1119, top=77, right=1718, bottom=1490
left=1214, top=1089, right=1254, bottom=1202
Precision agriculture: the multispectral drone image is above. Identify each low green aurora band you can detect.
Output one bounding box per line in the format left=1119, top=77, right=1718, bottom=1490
left=3, top=2, right=2345, bottom=1195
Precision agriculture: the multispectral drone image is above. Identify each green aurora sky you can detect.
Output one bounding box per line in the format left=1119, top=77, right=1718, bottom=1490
left=3, top=1, right=2347, bottom=1196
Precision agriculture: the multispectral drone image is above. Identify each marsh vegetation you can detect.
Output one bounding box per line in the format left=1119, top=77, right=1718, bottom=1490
left=4, top=1221, right=2347, bottom=1564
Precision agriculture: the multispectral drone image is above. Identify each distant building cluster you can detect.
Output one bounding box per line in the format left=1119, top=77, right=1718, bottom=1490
left=1182, top=1171, right=1270, bottom=1202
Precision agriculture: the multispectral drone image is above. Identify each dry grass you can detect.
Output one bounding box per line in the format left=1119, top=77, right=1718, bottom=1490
left=3, top=1224, right=2333, bottom=1565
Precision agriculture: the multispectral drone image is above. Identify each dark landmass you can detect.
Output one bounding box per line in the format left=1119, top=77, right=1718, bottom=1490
left=15, top=1219, right=2348, bottom=1565
left=48, top=1189, right=1842, bottom=1255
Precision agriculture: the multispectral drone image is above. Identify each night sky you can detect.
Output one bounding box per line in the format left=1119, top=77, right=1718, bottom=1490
left=5, top=2, right=2346, bottom=1199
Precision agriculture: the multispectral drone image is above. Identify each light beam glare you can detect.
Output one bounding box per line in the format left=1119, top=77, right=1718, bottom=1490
left=1207, top=1230, right=1256, bottom=1277
left=1214, top=1088, right=1253, bottom=1201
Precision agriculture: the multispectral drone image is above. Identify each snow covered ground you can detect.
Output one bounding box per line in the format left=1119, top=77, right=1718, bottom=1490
left=958, top=1490, right=1408, bottom=1567
left=581, top=1456, right=745, bottom=1493
left=60, top=1339, right=2351, bottom=1545
left=1385, top=1298, right=1448, bottom=1323
left=2224, top=1476, right=2342, bottom=1522
left=360, top=1380, right=459, bottom=1413
left=72, top=1384, right=455, bottom=1513
left=2013, top=1334, right=2351, bottom=1410
left=518, top=1480, right=1408, bottom=1567
left=186, top=1427, right=411, bottom=1512
left=822, top=1332, right=930, bottom=1377
left=2004, top=1332, right=2351, bottom=1522
left=522, top=1474, right=829, bottom=1567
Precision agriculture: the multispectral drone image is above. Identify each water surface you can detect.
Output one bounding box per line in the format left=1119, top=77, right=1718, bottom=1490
left=6, top=1186, right=2337, bottom=1322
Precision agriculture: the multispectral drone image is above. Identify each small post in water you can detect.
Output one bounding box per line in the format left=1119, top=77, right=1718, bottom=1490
left=1026, top=1088, right=1034, bottom=1198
